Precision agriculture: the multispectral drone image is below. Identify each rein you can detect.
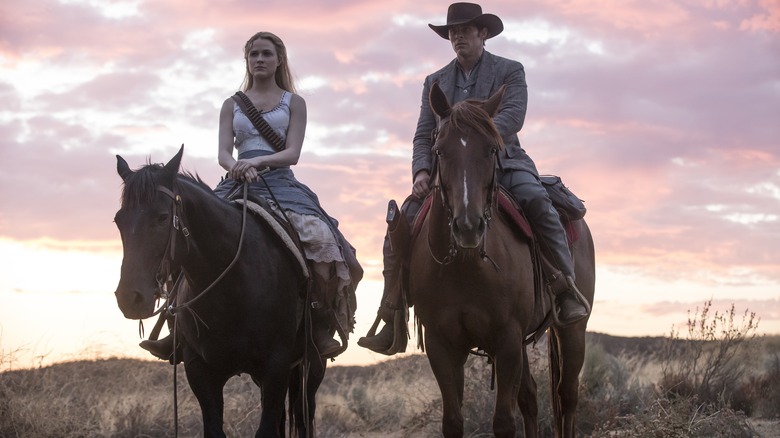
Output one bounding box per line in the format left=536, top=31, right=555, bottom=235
left=145, top=180, right=250, bottom=438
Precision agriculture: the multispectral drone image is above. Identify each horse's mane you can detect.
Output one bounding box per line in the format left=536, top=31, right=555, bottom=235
left=445, top=100, right=505, bottom=150
left=121, top=160, right=212, bottom=209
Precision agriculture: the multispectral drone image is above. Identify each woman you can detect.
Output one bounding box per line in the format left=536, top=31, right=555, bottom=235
left=142, top=31, right=361, bottom=361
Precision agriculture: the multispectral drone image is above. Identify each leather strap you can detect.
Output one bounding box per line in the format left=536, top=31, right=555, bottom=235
left=232, top=91, right=286, bottom=152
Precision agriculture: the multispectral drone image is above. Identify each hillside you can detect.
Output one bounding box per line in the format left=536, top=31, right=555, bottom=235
left=2, top=332, right=779, bottom=437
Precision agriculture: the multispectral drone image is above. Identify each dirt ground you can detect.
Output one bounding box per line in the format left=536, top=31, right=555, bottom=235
left=749, top=419, right=780, bottom=438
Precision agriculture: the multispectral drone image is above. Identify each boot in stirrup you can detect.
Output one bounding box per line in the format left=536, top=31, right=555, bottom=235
left=312, top=308, right=341, bottom=359
left=554, top=276, right=590, bottom=327
left=140, top=335, right=182, bottom=365
left=311, top=274, right=342, bottom=359
left=358, top=200, right=408, bottom=355
left=358, top=307, right=406, bottom=355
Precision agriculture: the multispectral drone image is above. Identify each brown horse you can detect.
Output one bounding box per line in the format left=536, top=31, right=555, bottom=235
left=409, top=83, right=595, bottom=437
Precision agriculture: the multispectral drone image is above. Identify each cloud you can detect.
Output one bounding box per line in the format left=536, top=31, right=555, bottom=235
left=1, top=0, right=778, bottom=299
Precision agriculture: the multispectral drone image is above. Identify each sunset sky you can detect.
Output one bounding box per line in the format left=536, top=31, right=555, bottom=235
left=1, top=0, right=778, bottom=369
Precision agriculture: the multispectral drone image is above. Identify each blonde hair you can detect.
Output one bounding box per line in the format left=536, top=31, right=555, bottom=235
left=241, top=31, right=297, bottom=93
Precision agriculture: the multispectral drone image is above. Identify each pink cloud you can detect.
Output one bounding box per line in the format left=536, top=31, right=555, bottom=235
left=1, top=0, right=778, bottom=300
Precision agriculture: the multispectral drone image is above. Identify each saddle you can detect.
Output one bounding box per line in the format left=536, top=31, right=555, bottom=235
left=224, top=187, right=310, bottom=279
left=410, top=187, right=580, bottom=245
left=224, top=186, right=359, bottom=359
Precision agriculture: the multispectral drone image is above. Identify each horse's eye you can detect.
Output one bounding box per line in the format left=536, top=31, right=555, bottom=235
left=158, top=213, right=170, bottom=224
left=114, top=210, right=126, bottom=226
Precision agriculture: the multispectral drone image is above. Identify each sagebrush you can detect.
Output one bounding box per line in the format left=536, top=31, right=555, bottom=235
left=2, top=302, right=778, bottom=437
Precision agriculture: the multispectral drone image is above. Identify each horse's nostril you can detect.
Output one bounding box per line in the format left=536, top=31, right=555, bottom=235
left=452, top=219, right=460, bottom=233
left=115, top=288, right=145, bottom=308
left=454, top=216, right=481, bottom=234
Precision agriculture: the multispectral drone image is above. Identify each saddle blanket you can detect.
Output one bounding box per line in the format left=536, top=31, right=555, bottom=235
left=234, top=199, right=310, bottom=278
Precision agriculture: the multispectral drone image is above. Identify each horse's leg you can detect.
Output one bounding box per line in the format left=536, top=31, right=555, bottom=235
left=185, top=357, right=228, bottom=438
left=492, top=332, right=525, bottom=438
left=517, top=347, right=539, bottom=438
left=255, top=363, right=293, bottom=438
left=425, top=331, right=468, bottom=438
left=552, top=325, right=587, bottom=438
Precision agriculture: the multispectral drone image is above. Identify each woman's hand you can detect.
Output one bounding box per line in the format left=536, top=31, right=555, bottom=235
left=230, top=157, right=262, bottom=182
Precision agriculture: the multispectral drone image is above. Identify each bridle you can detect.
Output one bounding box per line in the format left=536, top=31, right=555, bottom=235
left=147, top=181, right=250, bottom=320
left=428, top=122, right=502, bottom=268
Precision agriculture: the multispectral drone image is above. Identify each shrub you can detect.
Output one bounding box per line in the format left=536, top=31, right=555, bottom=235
left=658, top=299, right=759, bottom=410
left=735, top=352, right=780, bottom=418
left=590, top=396, right=755, bottom=437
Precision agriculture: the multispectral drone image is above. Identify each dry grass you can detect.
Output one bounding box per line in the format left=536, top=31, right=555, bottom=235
left=2, top=330, right=779, bottom=437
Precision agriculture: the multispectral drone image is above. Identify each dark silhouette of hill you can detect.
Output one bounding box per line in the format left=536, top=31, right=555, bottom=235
left=586, top=332, right=666, bottom=356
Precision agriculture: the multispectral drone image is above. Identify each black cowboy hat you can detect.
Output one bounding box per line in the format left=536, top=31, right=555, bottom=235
left=429, top=2, right=504, bottom=39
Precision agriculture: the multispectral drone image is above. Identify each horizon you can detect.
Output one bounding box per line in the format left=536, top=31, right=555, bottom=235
left=1, top=0, right=778, bottom=369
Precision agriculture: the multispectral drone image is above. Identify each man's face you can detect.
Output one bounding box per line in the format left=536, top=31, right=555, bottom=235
left=448, top=24, right=488, bottom=60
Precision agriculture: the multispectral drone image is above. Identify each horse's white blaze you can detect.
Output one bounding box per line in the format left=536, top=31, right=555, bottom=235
left=462, top=171, right=469, bottom=217
left=460, top=137, right=467, bottom=147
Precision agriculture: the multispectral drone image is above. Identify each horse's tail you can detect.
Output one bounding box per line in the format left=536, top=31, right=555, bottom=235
left=548, top=330, right=563, bottom=438
left=288, top=354, right=326, bottom=438
left=287, top=362, right=308, bottom=438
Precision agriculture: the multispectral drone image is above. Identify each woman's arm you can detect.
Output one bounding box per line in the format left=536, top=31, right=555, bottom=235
left=253, top=93, right=306, bottom=168
left=218, top=97, right=237, bottom=173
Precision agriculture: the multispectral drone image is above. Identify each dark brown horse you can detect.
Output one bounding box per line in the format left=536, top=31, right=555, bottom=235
left=409, top=83, right=595, bottom=437
left=113, top=147, right=325, bottom=437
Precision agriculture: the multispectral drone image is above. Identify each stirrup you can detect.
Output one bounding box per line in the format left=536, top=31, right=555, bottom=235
left=385, top=309, right=408, bottom=355
left=549, top=276, right=591, bottom=328
left=360, top=309, right=407, bottom=356
left=140, top=336, right=182, bottom=365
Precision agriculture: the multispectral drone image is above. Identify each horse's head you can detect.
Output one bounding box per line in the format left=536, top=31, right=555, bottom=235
left=430, top=82, right=505, bottom=249
left=113, top=146, right=184, bottom=319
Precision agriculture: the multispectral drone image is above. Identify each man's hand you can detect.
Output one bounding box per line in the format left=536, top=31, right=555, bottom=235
left=412, top=170, right=431, bottom=199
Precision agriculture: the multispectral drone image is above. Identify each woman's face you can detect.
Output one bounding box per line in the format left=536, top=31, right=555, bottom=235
left=246, top=38, right=279, bottom=80
left=448, top=24, right=487, bottom=60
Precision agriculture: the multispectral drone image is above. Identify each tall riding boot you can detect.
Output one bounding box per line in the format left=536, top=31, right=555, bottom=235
left=358, top=200, right=409, bottom=355
left=310, top=275, right=342, bottom=359
left=504, top=171, right=591, bottom=327
left=542, top=260, right=591, bottom=327
left=536, top=224, right=591, bottom=327
left=357, top=246, right=405, bottom=353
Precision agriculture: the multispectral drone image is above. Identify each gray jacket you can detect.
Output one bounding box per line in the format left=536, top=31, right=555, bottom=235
left=411, top=50, right=539, bottom=179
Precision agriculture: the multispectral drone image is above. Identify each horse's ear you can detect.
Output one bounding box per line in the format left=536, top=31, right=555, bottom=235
left=483, top=85, right=506, bottom=117
left=117, top=155, right=133, bottom=181
left=429, top=82, right=451, bottom=119
left=163, top=144, right=184, bottom=176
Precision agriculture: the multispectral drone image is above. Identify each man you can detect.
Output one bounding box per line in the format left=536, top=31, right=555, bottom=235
left=358, top=2, right=589, bottom=355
